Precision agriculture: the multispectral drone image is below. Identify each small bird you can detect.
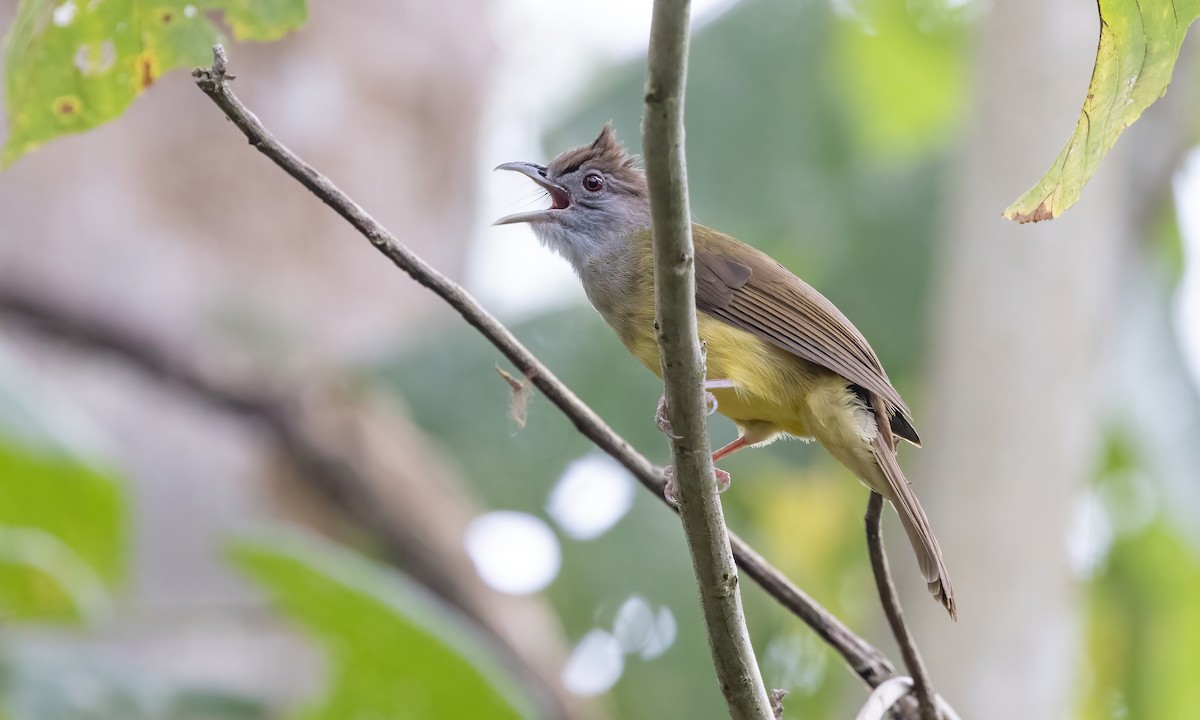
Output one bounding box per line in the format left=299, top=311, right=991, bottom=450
left=495, top=124, right=955, bottom=618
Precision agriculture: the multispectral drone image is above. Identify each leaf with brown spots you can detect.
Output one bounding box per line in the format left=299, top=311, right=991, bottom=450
left=2, top=0, right=307, bottom=167
left=1004, top=0, right=1200, bottom=223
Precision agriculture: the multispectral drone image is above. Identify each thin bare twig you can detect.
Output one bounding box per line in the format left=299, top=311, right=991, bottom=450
left=643, top=0, right=772, bottom=717
left=866, top=492, right=937, bottom=719
left=190, top=44, right=899, bottom=692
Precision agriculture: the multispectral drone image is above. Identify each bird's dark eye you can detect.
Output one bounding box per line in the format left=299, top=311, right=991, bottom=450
left=583, top=173, right=605, bottom=192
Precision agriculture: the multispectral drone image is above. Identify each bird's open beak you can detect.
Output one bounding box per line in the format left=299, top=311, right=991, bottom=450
left=493, top=162, right=571, bottom=226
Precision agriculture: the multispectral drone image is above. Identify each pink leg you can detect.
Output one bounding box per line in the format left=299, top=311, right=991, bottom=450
left=712, top=436, right=749, bottom=463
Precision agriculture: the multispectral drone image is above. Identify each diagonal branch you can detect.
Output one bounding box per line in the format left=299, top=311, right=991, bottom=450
left=189, top=44, right=899, bottom=694
left=642, top=0, right=772, bottom=717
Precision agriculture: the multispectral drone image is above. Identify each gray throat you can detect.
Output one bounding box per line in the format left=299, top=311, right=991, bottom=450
left=530, top=213, right=650, bottom=326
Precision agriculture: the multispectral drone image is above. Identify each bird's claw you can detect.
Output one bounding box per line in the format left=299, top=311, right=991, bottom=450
left=658, top=380, right=735, bottom=433
left=703, top=379, right=735, bottom=417
left=662, top=466, right=732, bottom=506
left=715, top=467, right=731, bottom=493
left=655, top=394, right=682, bottom=438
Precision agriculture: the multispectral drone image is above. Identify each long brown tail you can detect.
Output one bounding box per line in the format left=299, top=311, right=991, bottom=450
left=870, top=429, right=956, bottom=620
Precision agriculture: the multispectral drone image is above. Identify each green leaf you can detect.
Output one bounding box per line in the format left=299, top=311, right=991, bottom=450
left=228, top=531, right=534, bottom=720
left=1, top=0, right=307, bottom=167
left=0, top=439, right=126, bottom=622
left=1005, top=0, right=1200, bottom=223
left=0, top=526, right=112, bottom=622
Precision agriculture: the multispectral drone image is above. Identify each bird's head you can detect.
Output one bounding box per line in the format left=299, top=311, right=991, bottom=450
left=494, top=123, right=650, bottom=270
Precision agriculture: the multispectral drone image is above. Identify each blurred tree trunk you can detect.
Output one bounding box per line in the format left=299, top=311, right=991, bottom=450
left=909, top=2, right=1130, bottom=718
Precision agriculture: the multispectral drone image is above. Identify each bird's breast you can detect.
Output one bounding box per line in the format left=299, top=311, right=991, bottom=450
left=695, top=315, right=825, bottom=437
left=578, top=244, right=830, bottom=438
left=601, top=304, right=827, bottom=438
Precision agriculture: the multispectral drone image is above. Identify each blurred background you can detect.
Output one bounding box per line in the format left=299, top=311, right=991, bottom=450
left=1, top=0, right=1199, bottom=718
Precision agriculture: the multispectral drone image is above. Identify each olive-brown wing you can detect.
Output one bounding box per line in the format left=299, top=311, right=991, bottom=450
left=692, top=225, right=919, bottom=444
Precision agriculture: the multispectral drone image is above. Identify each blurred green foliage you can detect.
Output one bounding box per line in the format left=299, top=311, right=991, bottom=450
left=832, top=0, right=969, bottom=160
left=0, top=358, right=279, bottom=720
left=0, top=421, right=537, bottom=719
left=2, top=0, right=307, bottom=166
left=1079, top=434, right=1200, bottom=720
left=0, top=439, right=125, bottom=623
left=229, top=531, right=535, bottom=720
left=1084, top=522, right=1200, bottom=720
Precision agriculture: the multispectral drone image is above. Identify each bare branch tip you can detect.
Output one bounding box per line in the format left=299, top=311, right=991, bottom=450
left=212, top=43, right=228, bottom=73
left=193, top=44, right=235, bottom=88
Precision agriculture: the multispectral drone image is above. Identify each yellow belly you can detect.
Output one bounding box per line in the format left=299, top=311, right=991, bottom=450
left=621, top=310, right=831, bottom=442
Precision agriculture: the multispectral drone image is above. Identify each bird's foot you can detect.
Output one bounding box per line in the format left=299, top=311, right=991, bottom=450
left=703, top=379, right=735, bottom=416
left=715, top=467, right=732, bottom=492
left=663, top=465, right=732, bottom=506
left=655, top=379, right=737, bottom=437
left=655, top=393, right=680, bottom=438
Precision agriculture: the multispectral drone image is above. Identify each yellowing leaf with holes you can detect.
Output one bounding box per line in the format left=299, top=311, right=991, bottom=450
left=1005, top=0, right=1200, bottom=223
left=2, top=0, right=306, bottom=167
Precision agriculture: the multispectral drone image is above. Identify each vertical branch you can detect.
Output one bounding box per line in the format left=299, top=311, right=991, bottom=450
left=642, top=2, right=773, bottom=718
left=865, top=492, right=937, bottom=720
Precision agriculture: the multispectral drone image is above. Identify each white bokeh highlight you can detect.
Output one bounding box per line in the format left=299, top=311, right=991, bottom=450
left=1173, top=147, right=1200, bottom=392
left=464, top=511, right=561, bottom=595
left=612, top=595, right=677, bottom=660
left=1066, top=491, right=1114, bottom=579
left=613, top=596, right=654, bottom=653
left=52, top=0, right=76, bottom=26
left=546, top=454, right=636, bottom=540
left=562, top=629, right=625, bottom=697
left=763, top=633, right=828, bottom=697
